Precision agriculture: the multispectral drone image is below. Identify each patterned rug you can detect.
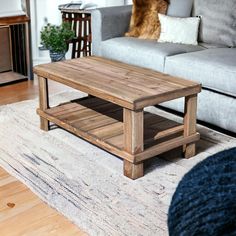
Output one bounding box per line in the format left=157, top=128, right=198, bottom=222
left=0, top=91, right=235, bottom=236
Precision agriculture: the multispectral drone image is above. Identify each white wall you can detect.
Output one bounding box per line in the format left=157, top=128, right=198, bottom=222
left=0, top=0, right=22, bottom=13
left=105, top=0, right=124, bottom=7
left=34, top=1, right=69, bottom=46
left=31, top=0, right=75, bottom=64
left=125, top=0, right=132, bottom=4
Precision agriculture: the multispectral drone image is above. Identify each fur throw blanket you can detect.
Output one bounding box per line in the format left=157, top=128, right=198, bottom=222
left=126, top=0, right=169, bottom=39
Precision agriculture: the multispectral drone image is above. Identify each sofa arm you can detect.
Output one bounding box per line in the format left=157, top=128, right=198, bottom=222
left=92, top=5, right=132, bottom=56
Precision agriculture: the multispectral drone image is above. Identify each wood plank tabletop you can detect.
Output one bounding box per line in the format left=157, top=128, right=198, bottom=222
left=34, top=57, right=201, bottom=110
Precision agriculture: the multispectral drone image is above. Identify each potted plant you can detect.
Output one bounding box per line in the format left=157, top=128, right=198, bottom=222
left=40, top=22, right=75, bottom=62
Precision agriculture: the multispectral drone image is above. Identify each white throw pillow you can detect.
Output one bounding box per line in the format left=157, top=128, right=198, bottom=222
left=158, top=14, right=200, bottom=45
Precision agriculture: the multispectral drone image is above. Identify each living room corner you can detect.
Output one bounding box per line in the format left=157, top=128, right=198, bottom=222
left=0, top=0, right=236, bottom=235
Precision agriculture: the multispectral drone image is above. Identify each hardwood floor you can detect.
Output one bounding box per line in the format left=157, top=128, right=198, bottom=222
left=0, top=79, right=73, bottom=105
left=0, top=80, right=86, bottom=235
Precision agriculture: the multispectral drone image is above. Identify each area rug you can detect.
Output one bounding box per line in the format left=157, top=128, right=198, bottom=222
left=0, top=91, right=236, bottom=236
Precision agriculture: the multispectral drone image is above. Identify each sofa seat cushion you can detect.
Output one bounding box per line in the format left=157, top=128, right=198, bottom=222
left=160, top=89, right=236, bottom=132
left=101, top=37, right=204, bottom=72
left=164, top=48, right=236, bottom=96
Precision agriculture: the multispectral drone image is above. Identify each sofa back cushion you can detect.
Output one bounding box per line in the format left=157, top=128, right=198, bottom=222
left=192, top=0, right=236, bottom=47
left=167, top=0, right=194, bottom=17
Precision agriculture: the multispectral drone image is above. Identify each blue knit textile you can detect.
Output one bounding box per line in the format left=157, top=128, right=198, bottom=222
left=168, top=148, right=236, bottom=236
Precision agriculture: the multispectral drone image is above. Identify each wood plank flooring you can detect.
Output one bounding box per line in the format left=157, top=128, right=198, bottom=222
left=0, top=80, right=86, bottom=235
left=0, top=79, right=70, bottom=106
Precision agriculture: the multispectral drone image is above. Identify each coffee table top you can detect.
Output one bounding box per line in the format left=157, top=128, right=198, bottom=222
left=34, top=56, right=201, bottom=110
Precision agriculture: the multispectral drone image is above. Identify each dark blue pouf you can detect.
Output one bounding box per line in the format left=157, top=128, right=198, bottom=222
left=168, top=148, right=236, bottom=236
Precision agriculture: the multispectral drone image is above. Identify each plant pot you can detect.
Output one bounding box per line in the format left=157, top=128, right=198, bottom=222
left=49, top=51, right=66, bottom=62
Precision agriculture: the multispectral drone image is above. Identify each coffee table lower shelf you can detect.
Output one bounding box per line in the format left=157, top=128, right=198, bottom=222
left=37, top=96, right=200, bottom=179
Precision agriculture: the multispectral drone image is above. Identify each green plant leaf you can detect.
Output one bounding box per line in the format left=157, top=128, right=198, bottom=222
left=40, top=22, right=75, bottom=53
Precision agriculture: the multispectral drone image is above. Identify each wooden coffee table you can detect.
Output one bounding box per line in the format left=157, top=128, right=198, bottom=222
left=34, top=57, right=201, bottom=180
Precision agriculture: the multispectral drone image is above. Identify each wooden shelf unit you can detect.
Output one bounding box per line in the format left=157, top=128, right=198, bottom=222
left=0, top=0, right=32, bottom=85
left=61, top=9, right=92, bottom=58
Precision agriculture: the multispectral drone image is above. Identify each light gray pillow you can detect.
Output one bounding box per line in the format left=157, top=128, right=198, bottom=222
left=192, top=0, right=236, bottom=47
left=167, top=0, right=194, bottom=17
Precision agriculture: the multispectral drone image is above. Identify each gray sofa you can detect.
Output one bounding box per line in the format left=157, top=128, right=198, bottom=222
left=91, top=0, right=236, bottom=133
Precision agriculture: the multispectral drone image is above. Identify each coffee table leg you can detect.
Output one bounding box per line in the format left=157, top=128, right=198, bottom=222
left=123, top=108, right=144, bottom=179
left=183, top=94, right=197, bottom=158
left=38, top=76, right=49, bottom=131
left=124, top=160, right=143, bottom=180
